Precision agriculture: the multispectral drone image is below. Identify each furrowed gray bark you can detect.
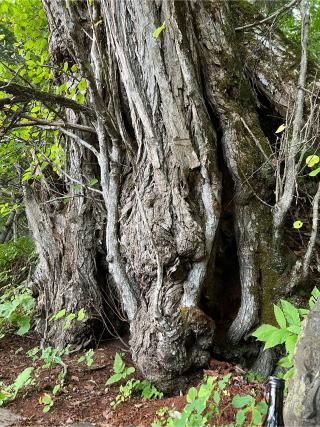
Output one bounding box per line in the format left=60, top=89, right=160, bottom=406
left=23, top=0, right=317, bottom=389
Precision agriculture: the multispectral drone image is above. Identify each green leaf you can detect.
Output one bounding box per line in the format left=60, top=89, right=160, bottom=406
left=53, top=384, right=61, bottom=395
left=12, top=367, right=33, bottom=391
left=309, top=167, right=320, bottom=177
left=66, top=313, right=76, bottom=321
left=256, top=401, right=268, bottom=415
left=264, top=328, right=290, bottom=350
left=106, top=373, right=122, bottom=385
left=306, top=155, right=320, bottom=167
left=293, top=220, right=303, bottom=229
left=153, top=21, right=166, bottom=38
left=16, top=316, right=30, bottom=335
left=232, top=395, right=254, bottom=408
left=77, top=308, right=86, bottom=321
left=76, top=93, right=85, bottom=105
left=43, top=405, right=51, bottom=413
left=186, top=387, right=197, bottom=403
left=275, top=123, right=286, bottom=134
left=218, top=373, right=231, bottom=389
left=71, top=64, right=78, bottom=73
left=89, top=178, right=98, bottom=186
left=63, top=62, right=68, bottom=72
left=213, top=390, right=220, bottom=405
left=283, top=367, right=295, bottom=380
left=287, top=324, right=301, bottom=335
left=50, top=309, right=66, bottom=321
left=285, top=334, right=298, bottom=354
left=236, top=409, right=246, bottom=425
left=126, top=366, right=135, bottom=376
left=252, top=324, right=279, bottom=342
left=281, top=300, right=301, bottom=326
left=78, top=78, right=87, bottom=92
left=252, top=408, right=262, bottom=425
left=278, top=355, right=293, bottom=368
left=113, top=352, right=125, bottom=374
left=274, top=304, right=286, bottom=329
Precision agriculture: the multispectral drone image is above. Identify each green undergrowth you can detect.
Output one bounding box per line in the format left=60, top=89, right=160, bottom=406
left=0, top=236, right=36, bottom=287
left=106, top=352, right=163, bottom=408
left=253, top=287, right=320, bottom=381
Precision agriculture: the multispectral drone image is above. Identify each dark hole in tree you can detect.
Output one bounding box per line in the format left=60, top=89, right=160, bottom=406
left=93, top=252, right=128, bottom=345
left=200, top=96, right=242, bottom=346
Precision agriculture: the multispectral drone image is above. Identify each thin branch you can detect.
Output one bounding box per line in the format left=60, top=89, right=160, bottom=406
left=13, top=115, right=96, bottom=134
left=58, top=127, right=100, bottom=159
left=273, top=0, right=310, bottom=230
left=0, top=80, right=95, bottom=118
left=240, top=117, right=273, bottom=165
left=235, top=0, right=298, bottom=32
left=303, top=182, right=320, bottom=277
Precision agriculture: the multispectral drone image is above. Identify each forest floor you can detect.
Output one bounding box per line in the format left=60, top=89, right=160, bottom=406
left=0, top=333, right=267, bottom=427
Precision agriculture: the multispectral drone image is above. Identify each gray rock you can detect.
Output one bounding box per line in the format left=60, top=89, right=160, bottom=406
left=284, top=300, right=320, bottom=426
left=0, top=408, right=22, bottom=427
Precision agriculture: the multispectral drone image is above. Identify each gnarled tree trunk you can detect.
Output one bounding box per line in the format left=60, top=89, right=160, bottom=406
left=25, top=0, right=312, bottom=391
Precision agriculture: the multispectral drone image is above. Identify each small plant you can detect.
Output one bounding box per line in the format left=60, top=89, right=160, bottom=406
left=49, top=307, right=86, bottom=330
left=138, top=379, right=163, bottom=400
left=40, top=345, right=69, bottom=369
left=106, top=352, right=135, bottom=385
left=39, top=392, right=54, bottom=413
left=111, top=378, right=141, bottom=408
left=252, top=287, right=320, bottom=380
left=232, top=394, right=268, bottom=426
left=152, top=407, right=171, bottom=427
left=26, top=344, right=69, bottom=405
left=162, top=374, right=231, bottom=427
left=27, top=346, right=40, bottom=362
left=78, top=349, right=95, bottom=367
left=245, top=371, right=266, bottom=384
left=107, top=353, right=163, bottom=408
left=0, top=285, right=35, bottom=338
left=0, top=236, right=36, bottom=288
left=0, top=367, right=33, bottom=406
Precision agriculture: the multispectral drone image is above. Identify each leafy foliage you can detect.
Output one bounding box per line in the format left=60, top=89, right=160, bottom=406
left=0, top=367, right=33, bottom=406
left=0, top=284, right=35, bottom=338
left=106, top=352, right=135, bottom=385
left=0, top=236, right=36, bottom=287
left=39, top=392, right=54, bottom=413
left=252, top=287, right=320, bottom=380
left=78, top=349, right=95, bottom=367
left=106, top=353, right=163, bottom=409
left=152, top=373, right=267, bottom=427
left=232, top=395, right=268, bottom=426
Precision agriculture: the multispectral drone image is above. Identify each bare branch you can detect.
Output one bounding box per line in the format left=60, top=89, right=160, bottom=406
left=14, top=114, right=96, bottom=134
left=273, top=0, right=310, bottom=230
left=58, top=127, right=100, bottom=159
left=0, top=80, right=95, bottom=118
left=235, top=0, right=298, bottom=32
left=303, top=183, right=320, bottom=277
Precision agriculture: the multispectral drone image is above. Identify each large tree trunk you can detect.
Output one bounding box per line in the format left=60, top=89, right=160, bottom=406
left=26, top=0, right=310, bottom=390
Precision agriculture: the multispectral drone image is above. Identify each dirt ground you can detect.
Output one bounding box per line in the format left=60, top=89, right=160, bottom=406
left=0, top=334, right=267, bottom=426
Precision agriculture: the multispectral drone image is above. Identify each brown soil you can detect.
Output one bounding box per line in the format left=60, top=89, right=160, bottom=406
left=0, top=334, right=267, bottom=426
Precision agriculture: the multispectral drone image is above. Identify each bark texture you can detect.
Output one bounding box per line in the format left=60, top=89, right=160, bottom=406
left=284, top=301, right=320, bottom=426
left=25, top=0, right=309, bottom=390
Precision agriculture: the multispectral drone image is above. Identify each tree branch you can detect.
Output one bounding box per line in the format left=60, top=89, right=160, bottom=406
left=0, top=80, right=95, bottom=118
left=273, top=0, right=310, bottom=230
left=235, top=0, right=298, bottom=32
left=15, top=114, right=96, bottom=134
